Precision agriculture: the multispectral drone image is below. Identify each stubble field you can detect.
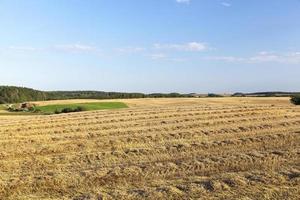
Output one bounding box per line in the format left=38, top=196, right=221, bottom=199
left=0, top=97, right=299, bottom=199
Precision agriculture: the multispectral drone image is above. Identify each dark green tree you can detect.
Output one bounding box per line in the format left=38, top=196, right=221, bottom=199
left=291, top=95, right=300, bottom=105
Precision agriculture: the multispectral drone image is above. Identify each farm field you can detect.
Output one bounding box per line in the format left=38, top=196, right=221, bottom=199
left=0, top=97, right=299, bottom=199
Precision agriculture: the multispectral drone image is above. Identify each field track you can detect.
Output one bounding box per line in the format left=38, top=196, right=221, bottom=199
left=0, top=97, right=299, bottom=199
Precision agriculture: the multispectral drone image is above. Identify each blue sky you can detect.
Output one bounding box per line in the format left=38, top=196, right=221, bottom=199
left=0, top=0, right=299, bottom=93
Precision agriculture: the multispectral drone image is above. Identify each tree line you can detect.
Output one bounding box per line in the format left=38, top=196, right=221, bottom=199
left=0, top=86, right=193, bottom=104
left=0, top=86, right=48, bottom=104
left=2, top=86, right=299, bottom=104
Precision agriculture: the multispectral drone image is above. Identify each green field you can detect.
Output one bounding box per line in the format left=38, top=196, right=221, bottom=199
left=36, top=102, right=128, bottom=114
left=0, top=105, right=5, bottom=110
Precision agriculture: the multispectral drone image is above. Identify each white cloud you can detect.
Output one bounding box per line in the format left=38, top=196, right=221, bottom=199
left=149, top=53, right=167, bottom=60
left=116, top=47, right=145, bottom=54
left=176, top=0, right=190, bottom=4
left=169, top=57, right=187, bottom=62
left=54, top=44, right=97, bottom=53
left=249, top=51, right=280, bottom=62
left=221, top=2, right=231, bottom=7
left=250, top=51, right=300, bottom=63
left=148, top=53, right=186, bottom=62
left=154, top=42, right=208, bottom=52
left=205, top=56, right=245, bottom=62
left=205, top=51, right=300, bottom=64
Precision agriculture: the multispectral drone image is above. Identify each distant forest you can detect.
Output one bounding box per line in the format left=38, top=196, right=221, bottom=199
left=0, top=86, right=299, bottom=104
left=0, top=86, right=192, bottom=104
left=232, top=92, right=300, bottom=97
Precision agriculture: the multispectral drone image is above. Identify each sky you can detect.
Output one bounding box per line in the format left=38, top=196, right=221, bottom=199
left=0, top=0, right=299, bottom=93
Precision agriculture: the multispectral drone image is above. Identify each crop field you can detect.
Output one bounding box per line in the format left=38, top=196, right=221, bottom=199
left=0, top=97, right=299, bottom=199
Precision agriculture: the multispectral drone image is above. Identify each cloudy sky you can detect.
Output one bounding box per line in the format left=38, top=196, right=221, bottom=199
left=0, top=0, right=299, bottom=93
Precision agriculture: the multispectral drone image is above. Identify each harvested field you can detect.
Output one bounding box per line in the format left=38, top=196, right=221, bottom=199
left=0, top=97, right=299, bottom=199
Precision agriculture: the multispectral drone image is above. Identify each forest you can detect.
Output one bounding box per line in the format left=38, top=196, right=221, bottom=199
left=0, top=86, right=192, bottom=104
